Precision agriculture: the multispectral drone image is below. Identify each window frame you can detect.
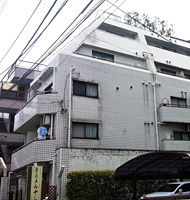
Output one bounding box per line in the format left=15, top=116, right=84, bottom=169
left=171, top=97, right=187, bottom=108
left=72, top=122, right=99, bottom=139
left=174, top=131, right=190, bottom=141
left=92, top=50, right=114, bottom=62
left=160, top=68, right=176, bottom=75
left=73, top=80, right=98, bottom=98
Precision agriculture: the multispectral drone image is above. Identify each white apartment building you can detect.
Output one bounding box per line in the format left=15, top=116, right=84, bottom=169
left=10, top=15, right=190, bottom=199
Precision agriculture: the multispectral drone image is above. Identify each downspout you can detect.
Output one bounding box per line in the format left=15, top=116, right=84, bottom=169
left=53, top=66, right=56, bottom=92
left=144, top=52, right=160, bottom=150
left=68, top=67, right=75, bottom=148
left=153, top=80, right=160, bottom=150
left=50, top=114, right=53, bottom=139
left=52, top=154, right=56, bottom=186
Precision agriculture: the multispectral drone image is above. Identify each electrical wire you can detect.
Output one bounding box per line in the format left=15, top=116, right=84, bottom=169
left=33, top=0, right=103, bottom=66
left=18, top=0, right=69, bottom=66
left=0, top=0, right=8, bottom=15
left=0, top=65, right=12, bottom=76
left=0, top=0, right=58, bottom=85
left=105, top=0, right=190, bottom=56
left=12, top=0, right=58, bottom=67
left=0, top=0, right=43, bottom=63
left=105, top=0, right=172, bottom=43
left=31, top=0, right=96, bottom=67
left=47, top=0, right=125, bottom=63
left=0, top=0, right=125, bottom=99
left=0, top=0, right=97, bottom=97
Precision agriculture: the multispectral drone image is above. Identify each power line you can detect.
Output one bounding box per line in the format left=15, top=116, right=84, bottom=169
left=0, top=0, right=8, bottom=15
left=0, top=0, right=97, bottom=97
left=0, top=0, right=58, bottom=84
left=105, top=0, right=172, bottom=44
left=12, top=0, right=58, bottom=67
left=0, top=0, right=43, bottom=63
left=0, top=0, right=124, bottom=99
left=105, top=0, right=190, bottom=56
left=18, top=0, right=70, bottom=66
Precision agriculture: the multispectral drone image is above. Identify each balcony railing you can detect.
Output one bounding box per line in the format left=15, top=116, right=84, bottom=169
left=159, top=104, right=190, bottom=123
left=160, top=103, right=190, bottom=109
left=0, top=121, right=14, bottom=133
left=0, top=89, right=26, bottom=101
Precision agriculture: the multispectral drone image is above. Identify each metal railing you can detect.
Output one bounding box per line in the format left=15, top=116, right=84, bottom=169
left=0, top=121, right=14, bottom=133
left=0, top=89, right=27, bottom=101
left=160, top=103, right=190, bottom=109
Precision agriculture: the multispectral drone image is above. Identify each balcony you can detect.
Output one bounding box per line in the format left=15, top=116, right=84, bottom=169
left=161, top=139, right=190, bottom=151
left=159, top=104, right=190, bottom=123
left=14, top=92, right=58, bottom=132
left=0, top=90, right=27, bottom=113
left=11, top=139, right=56, bottom=171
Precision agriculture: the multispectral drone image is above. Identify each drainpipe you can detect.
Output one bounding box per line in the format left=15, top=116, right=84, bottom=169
left=68, top=67, right=75, bottom=148
left=58, top=165, right=65, bottom=200
left=53, top=66, right=56, bottom=92
left=153, top=81, right=159, bottom=150
left=52, top=154, right=56, bottom=186
left=7, top=172, right=12, bottom=200
left=50, top=114, right=53, bottom=139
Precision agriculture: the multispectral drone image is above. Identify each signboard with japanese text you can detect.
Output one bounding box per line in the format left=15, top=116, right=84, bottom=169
left=26, top=166, right=43, bottom=200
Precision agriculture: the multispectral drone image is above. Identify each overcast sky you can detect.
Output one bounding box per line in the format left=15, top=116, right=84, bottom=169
left=0, top=0, right=189, bottom=79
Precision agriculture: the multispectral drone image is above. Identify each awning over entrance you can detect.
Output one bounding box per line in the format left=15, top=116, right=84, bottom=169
left=114, top=151, right=190, bottom=180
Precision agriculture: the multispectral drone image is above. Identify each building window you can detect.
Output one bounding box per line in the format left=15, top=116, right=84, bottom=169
left=171, top=97, right=187, bottom=108
left=92, top=50, right=114, bottom=62
left=44, top=83, right=53, bottom=94
left=160, top=68, right=176, bottom=75
left=184, top=73, right=190, bottom=79
left=174, top=132, right=190, bottom=141
left=72, top=122, right=98, bottom=139
left=73, top=80, right=98, bottom=98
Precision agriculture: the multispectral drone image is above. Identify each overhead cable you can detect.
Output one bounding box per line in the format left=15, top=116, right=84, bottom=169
left=0, top=0, right=57, bottom=84
left=18, top=0, right=69, bottom=63
left=0, top=0, right=43, bottom=64
left=12, top=0, right=58, bottom=67
left=0, top=0, right=97, bottom=96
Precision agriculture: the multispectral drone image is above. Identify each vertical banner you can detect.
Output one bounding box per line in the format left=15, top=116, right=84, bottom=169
left=27, top=166, right=43, bottom=200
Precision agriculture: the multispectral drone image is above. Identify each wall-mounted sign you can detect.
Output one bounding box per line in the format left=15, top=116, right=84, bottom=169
left=27, top=166, right=43, bottom=200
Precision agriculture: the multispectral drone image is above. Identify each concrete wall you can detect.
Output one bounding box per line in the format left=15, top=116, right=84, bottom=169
left=0, top=177, right=8, bottom=200
left=56, top=54, right=156, bottom=150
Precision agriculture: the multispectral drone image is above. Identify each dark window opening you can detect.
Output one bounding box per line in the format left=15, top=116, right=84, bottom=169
left=174, top=132, right=190, bottom=141
left=160, top=68, right=176, bottom=75
left=73, top=80, right=98, bottom=98
left=171, top=97, right=187, bottom=108
left=146, top=36, right=190, bottom=57
left=98, top=23, right=138, bottom=39
left=72, top=122, right=98, bottom=139
left=44, top=83, right=53, bottom=94
left=92, top=50, right=114, bottom=62
left=184, top=73, right=190, bottom=79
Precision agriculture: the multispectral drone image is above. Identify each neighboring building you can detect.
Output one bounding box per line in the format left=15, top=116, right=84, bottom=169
left=10, top=14, right=190, bottom=199
left=0, top=66, right=40, bottom=199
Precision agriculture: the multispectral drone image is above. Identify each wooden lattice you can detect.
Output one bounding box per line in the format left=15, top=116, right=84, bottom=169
left=41, top=182, right=57, bottom=200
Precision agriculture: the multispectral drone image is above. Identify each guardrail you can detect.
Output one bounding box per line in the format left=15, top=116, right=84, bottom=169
left=0, top=89, right=26, bottom=101
left=159, top=104, right=189, bottom=109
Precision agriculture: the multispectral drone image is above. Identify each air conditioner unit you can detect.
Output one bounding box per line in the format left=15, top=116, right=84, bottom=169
left=165, top=132, right=171, bottom=140
left=43, top=114, right=51, bottom=125
left=162, top=98, right=168, bottom=105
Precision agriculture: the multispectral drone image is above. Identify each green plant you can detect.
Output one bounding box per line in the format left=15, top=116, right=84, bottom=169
left=66, top=170, right=174, bottom=200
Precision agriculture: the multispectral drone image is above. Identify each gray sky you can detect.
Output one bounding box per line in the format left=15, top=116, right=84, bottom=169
left=0, top=0, right=189, bottom=78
